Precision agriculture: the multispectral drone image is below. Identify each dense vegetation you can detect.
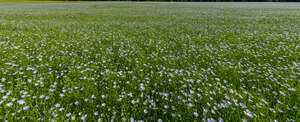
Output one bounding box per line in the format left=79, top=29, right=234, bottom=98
left=0, top=2, right=299, bottom=121
left=50, top=0, right=300, bottom=2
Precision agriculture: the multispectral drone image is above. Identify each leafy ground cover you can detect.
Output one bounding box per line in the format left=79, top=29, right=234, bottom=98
left=0, top=2, right=299, bottom=121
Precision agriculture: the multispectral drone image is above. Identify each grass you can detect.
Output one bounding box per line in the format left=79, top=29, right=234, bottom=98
left=0, top=2, right=299, bottom=121
left=0, top=0, right=87, bottom=3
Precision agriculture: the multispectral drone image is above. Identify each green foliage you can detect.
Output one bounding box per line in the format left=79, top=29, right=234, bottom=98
left=0, top=2, right=299, bottom=121
left=31, top=0, right=300, bottom=2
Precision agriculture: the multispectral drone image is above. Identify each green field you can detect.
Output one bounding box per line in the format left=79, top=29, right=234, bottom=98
left=0, top=2, right=299, bottom=121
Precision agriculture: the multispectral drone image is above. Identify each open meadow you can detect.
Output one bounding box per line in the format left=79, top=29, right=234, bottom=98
left=0, top=2, right=299, bottom=121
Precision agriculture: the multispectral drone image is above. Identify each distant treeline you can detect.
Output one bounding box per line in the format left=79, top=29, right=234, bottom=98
left=54, top=0, right=297, bottom=1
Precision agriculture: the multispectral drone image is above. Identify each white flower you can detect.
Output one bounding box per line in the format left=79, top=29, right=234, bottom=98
left=207, top=118, right=215, bottom=122
left=158, top=119, right=163, bottom=122
left=6, top=102, right=13, bottom=107
left=40, top=95, right=45, bottom=99
left=2, top=95, right=8, bottom=100
left=144, top=109, right=148, bottom=114
left=187, top=103, right=194, bottom=107
left=130, top=117, right=134, bottom=122
left=94, top=111, right=99, bottom=116
left=243, top=109, right=253, bottom=118
left=1, top=78, right=6, bottom=82
left=193, top=112, right=199, bottom=117
left=23, top=106, right=30, bottom=111
left=17, top=100, right=25, bottom=105
left=81, top=115, right=87, bottom=120
left=219, top=118, right=223, bottom=122
left=288, top=88, right=296, bottom=92
left=55, top=104, right=60, bottom=108
left=66, top=113, right=71, bottom=117
left=59, top=108, right=64, bottom=111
